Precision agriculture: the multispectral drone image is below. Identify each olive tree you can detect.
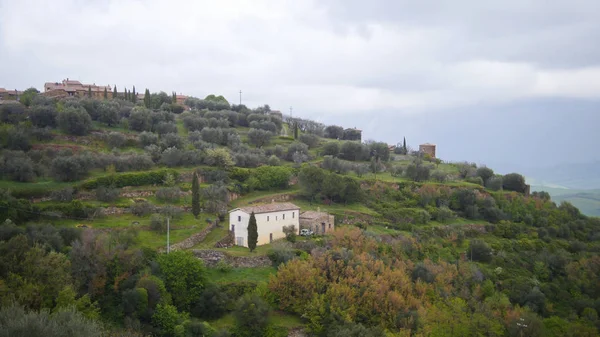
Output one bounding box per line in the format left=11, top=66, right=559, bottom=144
left=29, top=105, right=58, bottom=128
left=57, top=107, right=92, bottom=135
left=247, top=128, right=273, bottom=148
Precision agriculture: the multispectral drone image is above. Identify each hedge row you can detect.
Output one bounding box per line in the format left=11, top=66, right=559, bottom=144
left=80, top=169, right=179, bottom=189
left=36, top=200, right=98, bottom=219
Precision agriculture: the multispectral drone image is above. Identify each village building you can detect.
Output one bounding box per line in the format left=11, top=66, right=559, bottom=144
left=419, top=143, right=436, bottom=158
left=43, top=78, right=113, bottom=99
left=175, top=94, right=189, bottom=106
left=228, top=202, right=300, bottom=247
left=299, top=210, right=335, bottom=235
left=0, top=88, right=23, bottom=101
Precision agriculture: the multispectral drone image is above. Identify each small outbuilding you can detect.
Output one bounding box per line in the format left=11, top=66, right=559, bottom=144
left=299, top=210, right=335, bottom=235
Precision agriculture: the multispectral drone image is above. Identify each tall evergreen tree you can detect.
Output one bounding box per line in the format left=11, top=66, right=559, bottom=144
left=127, top=90, right=131, bottom=101
left=144, top=89, right=151, bottom=108
left=87, top=86, right=92, bottom=98
left=172, top=91, right=177, bottom=104
left=103, top=87, right=108, bottom=99
left=247, top=212, right=258, bottom=252
left=132, top=86, right=137, bottom=103
left=293, top=121, right=299, bottom=139
left=113, top=85, right=117, bottom=99
left=403, top=137, right=407, bottom=154
left=191, top=171, right=200, bottom=218
left=123, top=87, right=127, bottom=99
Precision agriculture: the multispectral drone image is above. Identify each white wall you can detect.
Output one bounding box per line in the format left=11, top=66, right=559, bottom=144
left=229, top=209, right=300, bottom=247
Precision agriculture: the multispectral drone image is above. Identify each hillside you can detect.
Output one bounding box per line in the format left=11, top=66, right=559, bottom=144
left=531, top=185, right=600, bottom=217
left=1, top=92, right=599, bottom=336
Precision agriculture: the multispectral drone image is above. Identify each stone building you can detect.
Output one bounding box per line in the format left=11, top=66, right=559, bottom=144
left=299, top=210, right=335, bottom=235
left=43, top=78, right=113, bottom=99
left=419, top=143, right=436, bottom=158
left=0, top=88, right=23, bottom=100
left=229, top=202, right=300, bottom=247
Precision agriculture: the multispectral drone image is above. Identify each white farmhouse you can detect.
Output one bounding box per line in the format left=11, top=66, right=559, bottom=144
left=228, top=202, right=300, bottom=247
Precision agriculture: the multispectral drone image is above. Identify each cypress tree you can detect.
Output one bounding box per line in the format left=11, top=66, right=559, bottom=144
left=88, top=86, right=92, bottom=98
left=191, top=171, right=200, bottom=218
left=123, top=87, right=127, bottom=99
left=403, top=137, right=407, bottom=154
left=293, top=121, right=299, bottom=139
left=144, top=89, right=151, bottom=108
left=132, top=86, right=136, bottom=102
left=247, top=212, right=258, bottom=252
left=113, top=85, right=117, bottom=99
left=172, top=91, right=176, bottom=104
left=103, top=87, right=108, bottom=99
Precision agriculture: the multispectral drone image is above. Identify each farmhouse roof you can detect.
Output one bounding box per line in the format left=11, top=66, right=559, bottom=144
left=300, top=211, right=330, bottom=219
left=420, top=143, right=436, bottom=146
left=232, top=202, right=300, bottom=214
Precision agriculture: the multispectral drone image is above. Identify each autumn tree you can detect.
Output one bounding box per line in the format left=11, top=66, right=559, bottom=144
left=247, top=212, right=258, bottom=252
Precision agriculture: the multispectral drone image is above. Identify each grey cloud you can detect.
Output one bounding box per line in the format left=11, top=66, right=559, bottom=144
left=1, top=0, right=600, bottom=173
left=321, top=0, right=600, bottom=68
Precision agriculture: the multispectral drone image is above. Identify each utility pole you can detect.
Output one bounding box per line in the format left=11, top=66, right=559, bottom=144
left=239, top=90, right=242, bottom=105
left=166, top=217, right=170, bottom=253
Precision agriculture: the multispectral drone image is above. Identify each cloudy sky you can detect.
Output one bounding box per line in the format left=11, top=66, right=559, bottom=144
left=1, top=0, right=599, bottom=176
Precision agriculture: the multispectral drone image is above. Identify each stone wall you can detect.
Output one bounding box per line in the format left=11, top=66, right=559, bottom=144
left=214, top=230, right=234, bottom=248
left=192, top=249, right=272, bottom=268
left=159, top=221, right=217, bottom=252
left=249, top=193, right=294, bottom=205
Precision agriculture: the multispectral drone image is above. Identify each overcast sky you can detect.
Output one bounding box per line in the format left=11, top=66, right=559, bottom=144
left=1, top=0, right=599, bottom=175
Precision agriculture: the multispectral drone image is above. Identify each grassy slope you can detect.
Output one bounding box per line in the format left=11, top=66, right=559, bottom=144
left=204, top=267, right=276, bottom=284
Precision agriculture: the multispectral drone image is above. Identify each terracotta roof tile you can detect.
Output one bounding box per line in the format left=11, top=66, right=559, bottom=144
left=233, top=202, right=300, bottom=214
left=300, top=211, right=330, bottom=219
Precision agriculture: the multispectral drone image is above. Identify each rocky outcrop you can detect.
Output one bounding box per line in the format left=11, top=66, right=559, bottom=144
left=192, top=249, right=272, bottom=268
left=287, top=328, right=307, bottom=337
left=120, top=190, right=155, bottom=198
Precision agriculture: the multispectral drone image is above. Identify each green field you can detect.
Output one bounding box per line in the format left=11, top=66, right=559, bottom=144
left=204, top=267, right=276, bottom=284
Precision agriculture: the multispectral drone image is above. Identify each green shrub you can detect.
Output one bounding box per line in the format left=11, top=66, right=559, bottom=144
left=80, top=169, right=179, bottom=189
left=95, top=186, right=120, bottom=202
left=248, top=166, right=292, bottom=190
left=155, top=187, right=181, bottom=202
left=50, top=187, right=75, bottom=202
left=220, top=282, right=258, bottom=304
left=130, top=201, right=154, bottom=217
left=37, top=200, right=97, bottom=219
left=149, top=214, right=165, bottom=232
left=466, top=176, right=484, bottom=186
left=486, top=176, right=503, bottom=191
left=216, top=260, right=232, bottom=273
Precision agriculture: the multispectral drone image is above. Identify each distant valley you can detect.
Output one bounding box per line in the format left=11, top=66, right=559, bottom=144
left=531, top=184, right=600, bottom=217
